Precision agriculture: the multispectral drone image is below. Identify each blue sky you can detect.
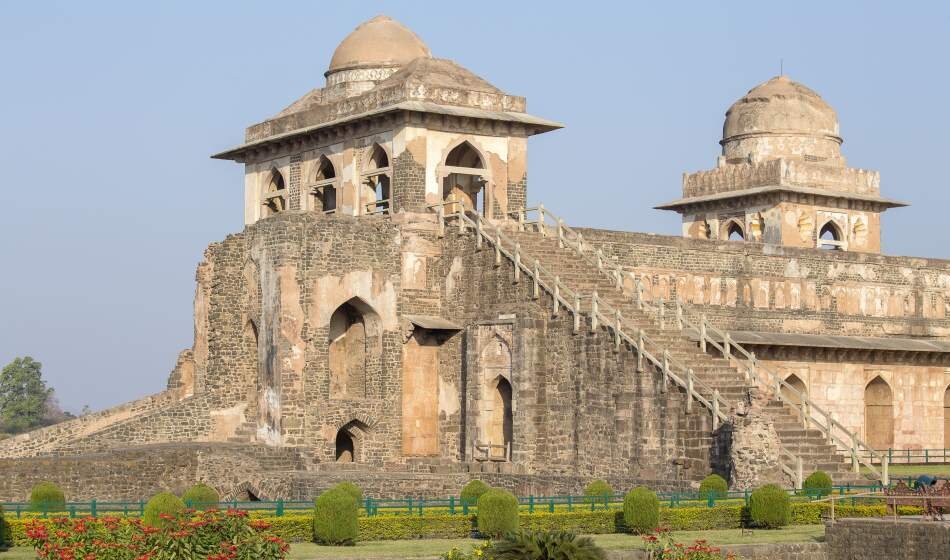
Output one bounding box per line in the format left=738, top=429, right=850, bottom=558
left=1, top=1, right=948, bottom=412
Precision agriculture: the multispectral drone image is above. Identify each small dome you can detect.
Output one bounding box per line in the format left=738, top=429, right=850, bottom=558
left=327, top=15, right=431, bottom=75
left=722, top=76, right=842, bottom=163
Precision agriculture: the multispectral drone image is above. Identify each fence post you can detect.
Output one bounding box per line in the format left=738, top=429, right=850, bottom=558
left=591, top=292, right=599, bottom=332
left=577, top=233, right=584, bottom=252
left=636, top=278, right=643, bottom=310
left=686, top=369, right=694, bottom=413
left=529, top=495, right=534, bottom=514
left=596, top=249, right=603, bottom=270
left=712, top=390, right=720, bottom=430
left=532, top=260, right=540, bottom=299
left=517, top=209, right=525, bottom=232
left=637, top=329, right=645, bottom=372
left=553, top=278, right=560, bottom=315
left=567, top=495, right=573, bottom=512
left=851, top=436, right=859, bottom=474
left=514, top=243, right=521, bottom=283
left=462, top=498, right=469, bottom=516
left=140, top=500, right=145, bottom=517
left=796, top=456, right=804, bottom=490
left=675, top=300, right=683, bottom=330
left=475, top=216, right=483, bottom=250
left=91, top=499, right=97, bottom=519
left=573, top=294, right=581, bottom=333
left=801, top=401, right=808, bottom=430
left=661, top=351, right=670, bottom=393
left=538, top=203, right=546, bottom=236
left=882, top=455, right=889, bottom=486
left=723, top=332, right=731, bottom=361
left=699, top=314, right=707, bottom=352
left=408, top=497, right=413, bottom=516
left=557, top=218, right=564, bottom=248
left=615, top=309, right=622, bottom=350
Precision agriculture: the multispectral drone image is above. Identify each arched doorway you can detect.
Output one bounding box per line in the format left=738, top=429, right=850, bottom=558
left=781, top=374, right=807, bottom=406
left=442, top=141, right=487, bottom=216
left=336, top=429, right=355, bottom=462
left=487, top=376, right=513, bottom=460
left=865, top=376, right=894, bottom=450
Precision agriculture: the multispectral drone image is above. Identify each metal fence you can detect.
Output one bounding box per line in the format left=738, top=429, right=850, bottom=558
left=861, top=448, right=950, bottom=465
left=0, top=485, right=887, bottom=519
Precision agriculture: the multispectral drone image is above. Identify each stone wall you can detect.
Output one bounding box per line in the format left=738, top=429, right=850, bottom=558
left=825, top=518, right=950, bottom=560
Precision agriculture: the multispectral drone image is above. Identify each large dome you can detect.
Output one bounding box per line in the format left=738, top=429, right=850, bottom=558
left=721, top=75, right=843, bottom=164
left=327, top=15, right=431, bottom=75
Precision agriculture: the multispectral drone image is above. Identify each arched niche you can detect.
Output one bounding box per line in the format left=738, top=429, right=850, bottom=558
left=864, top=376, right=894, bottom=450
left=781, top=374, right=807, bottom=406
left=328, top=298, right=380, bottom=399
left=487, top=375, right=513, bottom=457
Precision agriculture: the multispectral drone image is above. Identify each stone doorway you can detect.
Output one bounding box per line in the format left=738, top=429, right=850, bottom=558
left=864, top=376, right=894, bottom=450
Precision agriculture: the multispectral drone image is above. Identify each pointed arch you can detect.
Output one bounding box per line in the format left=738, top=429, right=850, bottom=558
left=263, top=167, right=287, bottom=216
left=445, top=140, right=485, bottom=169
left=781, top=374, right=807, bottom=406
left=865, top=376, right=894, bottom=450
left=328, top=297, right=381, bottom=399
left=487, top=375, right=513, bottom=459
left=722, top=219, right=745, bottom=241
left=819, top=220, right=845, bottom=250
left=312, top=154, right=337, bottom=213
left=335, top=419, right=369, bottom=463
left=361, top=143, right=391, bottom=214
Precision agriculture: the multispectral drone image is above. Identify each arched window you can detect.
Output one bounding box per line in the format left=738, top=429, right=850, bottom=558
left=262, top=168, right=286, bottom=216
left=442, top=141, right=488, bottom=216
left=819, top=221, right=845, bottom=250
left=865, top=376, right=894, bottom=450
left=362, top=144, right=390, bottom=214
left=725, top=220, right=745, bottom=241
left=944, top=385, right=950, bottom=449
left=487, top=376, right=513, bottom=460
left=781, top=374, right=807, bottom=406
left=312, top=155, right=337, bottom=214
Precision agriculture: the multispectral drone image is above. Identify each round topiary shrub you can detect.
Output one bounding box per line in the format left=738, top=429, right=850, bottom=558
left=333, top=482, right=363, bottom=508
left=181, top=483, right=220, bottom=508
left=623, top=487, right=659, bottom=534
left=803, top=470, right=833, bottom=498
left=29, top=482, right=66, bottom=512
left=143, top=492, right=185, bottom=528
left=313, top=487, right=358, bottom=545
left=699, top=474, right=729, bottom=500
left=748, top=484, right=790, bottom=528
left=583, top=479, right=614, bottom=498
left=476, top=488, right=519, bottom=538
left=460, top=479, right=490, bottom=505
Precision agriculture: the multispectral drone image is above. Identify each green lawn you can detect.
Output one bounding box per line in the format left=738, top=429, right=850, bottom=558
left=862, top=464, right=950, bottom=479
left=1, top=526, right=827, bottom=559
left=284, top=525, right=825, bottom=558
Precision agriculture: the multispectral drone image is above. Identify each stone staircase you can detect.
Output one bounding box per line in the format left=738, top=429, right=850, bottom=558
left=503, top=226, right=864, bottom=484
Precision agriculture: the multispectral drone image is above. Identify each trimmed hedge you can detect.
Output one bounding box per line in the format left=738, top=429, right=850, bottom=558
left=143, top=492, right=185, bottom=528
left=623, top=487, right=659, bottom=534
left=29, top=482, right=66, bottom=511
left=699, top=474, right=729, bottom=499
left=334, top=482, right=363, bottom=506
left=477, top=488, right=519, bottom=538
left=803, top=471, right=833, bottom=498
left=583, top=480, right=614, bottom=498
left=361, top=514, right=472, bottom=540
left=460, top=480, right=491, bottom=504
left=314, top=487, right=358, bottom=545
left=181, top=483, right=220, bottom=507
left=749, top=484, right=790, bottom=528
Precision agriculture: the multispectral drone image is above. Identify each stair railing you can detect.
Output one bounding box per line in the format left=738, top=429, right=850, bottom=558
left=430, top=203, right=801, bottom=481
left=511, top=203, right=888, bottom=485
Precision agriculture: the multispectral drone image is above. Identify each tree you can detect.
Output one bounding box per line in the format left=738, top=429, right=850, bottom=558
left=0, top=357, right=53, bottom=434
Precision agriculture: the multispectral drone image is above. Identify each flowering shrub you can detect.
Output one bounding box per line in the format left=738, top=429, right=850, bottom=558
left=24, top=509, right=289, bottom=560
left=440, top=540, right=493, bottom=560
left=642, top=529, right=737, bottom=560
